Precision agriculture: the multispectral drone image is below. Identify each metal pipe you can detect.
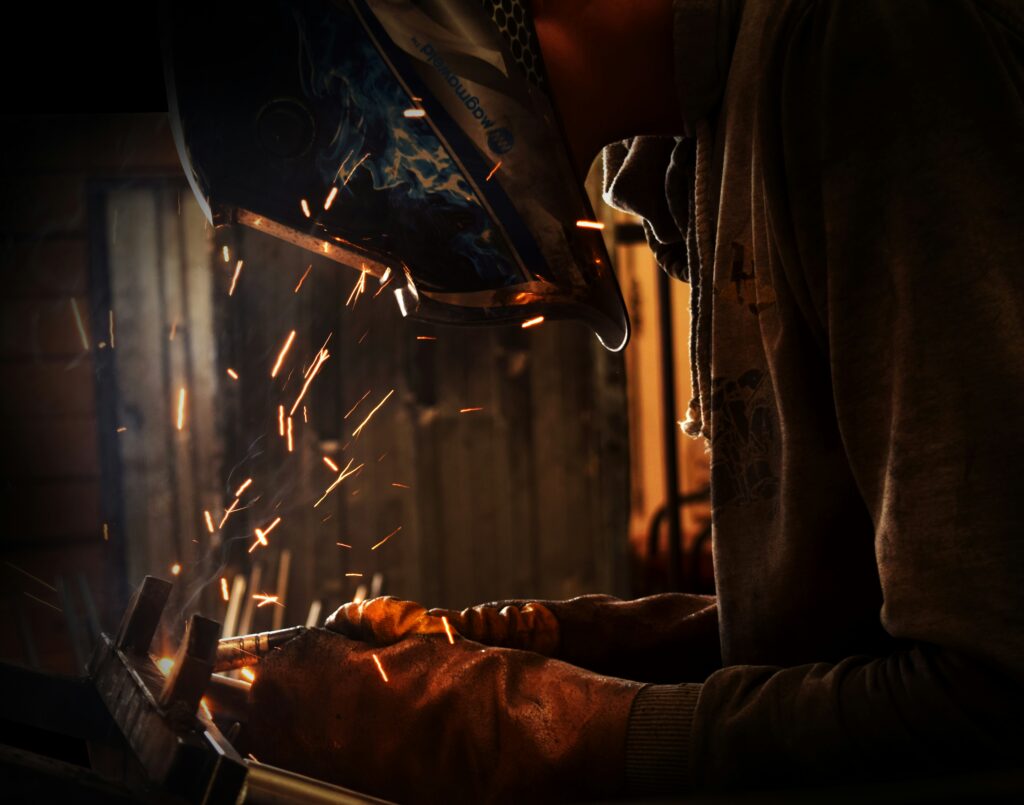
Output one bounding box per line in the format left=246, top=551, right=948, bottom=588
left=214, top=626, right=307, bottom=671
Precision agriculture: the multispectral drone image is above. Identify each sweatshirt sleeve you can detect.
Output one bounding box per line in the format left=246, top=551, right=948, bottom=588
left=685, top=0, right=1024, bottom=790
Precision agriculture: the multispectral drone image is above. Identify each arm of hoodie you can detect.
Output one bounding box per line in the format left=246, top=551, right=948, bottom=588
left=627, top=0, right=1024, bottom=793
left=698, top=0, right=1024, bottom=790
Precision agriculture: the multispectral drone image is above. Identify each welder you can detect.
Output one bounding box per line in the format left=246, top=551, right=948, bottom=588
left=166, top=0, right=1024, bottom=801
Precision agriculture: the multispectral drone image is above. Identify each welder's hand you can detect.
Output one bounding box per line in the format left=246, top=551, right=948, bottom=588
left=327, top=593, right=720, bottom=683
left=245, top=627, right=642, bottom=804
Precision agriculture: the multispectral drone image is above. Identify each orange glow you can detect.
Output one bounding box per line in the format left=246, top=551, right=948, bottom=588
left=294, top=264, right=312, bottom=293
left=521, top=316, right=545, bottom=329
left=171, top=563, right=181, bottom=576
left=372, top=653, right=389, bottom=683
left=240, top=667, right=256, bottom=682
left=228, top=260, right=244, bottom=296
left=157, top=657, right=175, bottom=676
left=323, top=456, right=340, bottom=472
left=371, top=526, right=402, bottom=551
left=485, top=160, right=502, bottom=182
left=290, top=348, right=330, bottom=416
left=220, top=577, right=230, bottom=601
left=234, top=478, right=253, bottom=498
left=344, top=389, right=372, bottom=420
left=441, top=615, right=455, bottom=644
left=459, top=407, right=483, bottom=414
left=271, top=330, right=297, bottom=378
left=204, top=510, right=216, bottom=533
left=324, top=186, right=339, bottom=210
left=352, top=389, right=394, bottom=438
left=314, top=459, right=362, bottom=507
left=300, top=198, right=311, bottom=218
left=253, top=593, right=282, bottom=608
left=199, top=698, right=213, bottom=720
left=226, top=367, right=239, bottom=380
left=176, top=387, right=187, bottom=430
left=336, top=542, right=352, bottom=549
left=278, top=404, right=285, bottom=436
left=287, top=416, right=294, bottom=452
left=345, top=268, right=368, bottom=308
left=219, top=498, right=240, bottom=528
left=262, top=516, right=282, bottom=539
left=391, top=482, right=411, bottom=489
left=575, top=220, right=605, bottom=230
left=345, top=572, right=363, bottom=577
left=415, top=335, right=437, bottom=341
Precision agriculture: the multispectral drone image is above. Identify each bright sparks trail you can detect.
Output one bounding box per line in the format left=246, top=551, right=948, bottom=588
left=253, top=593, right=283, bottom=608
left=226, top=367, right=239, bottom=380
left=344, top=389, right=372, bottom=420
left=234, top=478, right=253, bottom=498
left=459, top=407, right=483, bottom=414
left=287, top=417, right=294, bottom=452
left=345, top=268, right=368, bottom=308
left=228, top=260, right=244, bottom=296
left=345, top=572, right=363, bottom=577
left=391, top=482, right=410, bottom=489
left=336, top=542, right=352, bottom=549
left=240, top=668, right=256, bottom=682
left=323, top=456, right=339, bottom=473
left=352, top=389, right=394, bottom=438
left=271, top=330, right=297, bottom=378
left=219, top=498, right=240, bottom=528
left=343, top=152, right=371, bottom=185
left=203, top=510, right=215, bottom=533
left=290, top=347, right=330, bottom=416
left=521, top=315, right=545, bottom=329
left=372, top=653, right=389, bottom=683
left=171, top=563, right=181, bottom=576
left=441, top=615, right=455, bottom=644
left=371, top=526, right=402, bottom=551
left=176, top=387, right=187, bottom=430
left=278, top=405, right=285, bottom=436
left=313, top=459, right=363, bottom=508
left=324, top=187, right=339, bottom=210
left=575, top=219, right=606, bottom=230
left=222, top=245, right=230, bottom=263
left=485, top=160, right=502, bottom=182
left=108, top=310, right=115, bottom=348
left=220, top=577, right=230, bottom=601
left=294, top=264, right=312, bottom=293
left=69, top=298, right=89, bottom=350
left=403, top=108, right=426, bottom=118
left=415, top=335, right=437, bottom=341
left=300, top=199, right=311, bottom=218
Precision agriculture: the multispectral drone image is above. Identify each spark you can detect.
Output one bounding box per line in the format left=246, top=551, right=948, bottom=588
left=171, top=563, right=181, bottom=576
left=176, top=387, right=187, bottom=430
left=219, top=498, right=240, bottom=528
left=345, top=572, right=363, bottom=577
left=287, top=417, right=294, bottom=452
left=220, top=577, right=230, bottom=601
left=352, top=389, right=394, bottom=438
left=324, top=187, right=339, bottom=210
left=199, top=698, right=213, bottom=720
left=371, top=526, right=402, bottom=551
left=344, top=389, right=372, bottom=420
left=313, top=459, right=363, bottom=507
left=441, top=615, right=455, bottom=644
left=345, top=268, right=368, bottom=308
left=485, top=160, right=502, bottom=182
left=394, top=288, right=409, bottom=317
left=278, top=405, right=285, bottom=436
left=116, top=426, right=127, bottom=433
left=294, top=264, right=312, bottom=293
left=204, top=510, right=215, bottom=533
left=169, top=320, right=178, bottom=340
left=157, top=657, right=175, bottom=676
left=379, top=267, right=392, bottom=285
left=226, top=367, right=239, bottom=380
left=343, top=152, right=371, bottom=185
left=357, top=330, right=369, bottom=345
left=336, top=542, right=352, bottom=549
left=228, top=260, right=244, bottom=296
left=303, top=406, right=308, bottom=423
left=372, top=274, right=393, bottom=298
left=253, top=593, right=283, bottom=608
left=391, top=482, right=410, bottom=489
left=102, top=523, right=109, bottom=541
left=323, top=456, right=339, bottom=472
left=108, top=310, right=115, bottom=348
left=290, top=347, right=330, bottom=416
left=24, top=591, right=62, bottom=613
left=459, top=407, right=483, bottom=414
left=335, top=149, right=354, bottom=181
left=300, top=199, right=311, bottom=218
left=222, top=245, right=230, bottom=263
left=240, top=668, right=256, bottom=682
left=261, top=517, right=282, bottom=538
left=372, top=653, right=389, bottom=683
left=403, top=108, right=426, bottom=118
left=575, top=219, right=605, bottom=230
left=69, top=298, right=89, bottom=350
left=234, top=478, right=253, bottom=498
left=5, top=562, right=57, bottom=592
left=270, top=330, right=297, bottom=378
left=521, top=316, right=545, bottom=329
left=416, top=336, right=437, bottom=341
left=248, top=530, right=265, bottom=553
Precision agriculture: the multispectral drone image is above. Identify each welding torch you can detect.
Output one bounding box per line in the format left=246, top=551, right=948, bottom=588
left=213, top=625, right=308, bottom=672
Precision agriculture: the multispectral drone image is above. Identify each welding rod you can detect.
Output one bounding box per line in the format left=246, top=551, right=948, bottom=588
left=214, top=625, right=307, bottom=671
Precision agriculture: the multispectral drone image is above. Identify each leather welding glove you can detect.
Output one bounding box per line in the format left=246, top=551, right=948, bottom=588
left=327, top=593, right=720, bottom=683
left=245, top=627, right=643, bottom=804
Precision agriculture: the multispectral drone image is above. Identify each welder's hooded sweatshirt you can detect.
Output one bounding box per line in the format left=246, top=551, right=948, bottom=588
left=605, top=0, right=1024, bottom=792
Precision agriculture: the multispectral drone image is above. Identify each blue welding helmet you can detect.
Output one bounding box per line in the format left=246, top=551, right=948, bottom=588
left=164, top=0, right=629, bottom=350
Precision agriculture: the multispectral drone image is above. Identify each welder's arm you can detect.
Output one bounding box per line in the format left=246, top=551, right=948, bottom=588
left=244, top=628, right=642, bottom=804
left=327, top=592, right=721, bottom=683
left=629, top=1, right=1024, bottom=793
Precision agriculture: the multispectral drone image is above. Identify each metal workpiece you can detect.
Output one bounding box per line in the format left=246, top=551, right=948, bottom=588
left=214, top=626, right=307, bottom=672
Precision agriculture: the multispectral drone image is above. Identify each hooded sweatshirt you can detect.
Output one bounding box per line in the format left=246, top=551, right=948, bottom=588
left=606, top=0, right=1024, bottom=793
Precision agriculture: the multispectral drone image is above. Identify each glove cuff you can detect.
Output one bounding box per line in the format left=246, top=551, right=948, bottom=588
left=625, top=682, right=702, bottom=794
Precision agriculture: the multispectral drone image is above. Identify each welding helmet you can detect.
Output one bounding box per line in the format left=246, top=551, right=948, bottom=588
left=164, top=0, right=629, bottom=350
